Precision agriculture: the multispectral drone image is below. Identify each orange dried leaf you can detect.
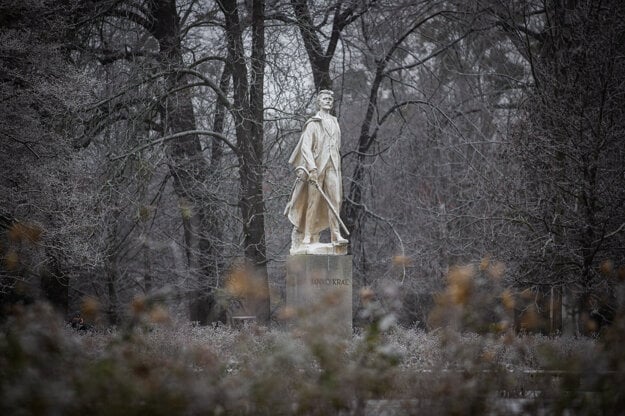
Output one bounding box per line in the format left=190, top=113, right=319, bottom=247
left=131, top=296, right=146, bottom=314
left=599, top=259, right=614, bottom=276
left=4, top=250, right=19, bottom=270
left=501, top=289, right=516, bottom=310
left=80, top=297, right=100, bottom=321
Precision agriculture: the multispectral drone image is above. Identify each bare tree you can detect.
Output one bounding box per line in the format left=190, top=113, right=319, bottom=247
left=289, top=0, right=376, bottom=90
left=69, top=0, right=238, bottom=323
left=217, top=0, right=270, bottom=323
left=487, top=0, right=625, bottom=331
left=0, top=0, right=96, bottom=314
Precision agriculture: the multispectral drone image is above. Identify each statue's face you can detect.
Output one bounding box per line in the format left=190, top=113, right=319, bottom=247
left=318, top=93, right=334, bottom=110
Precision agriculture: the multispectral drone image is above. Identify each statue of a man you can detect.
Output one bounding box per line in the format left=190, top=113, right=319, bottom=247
left=284, top=90, right=349, bottom=253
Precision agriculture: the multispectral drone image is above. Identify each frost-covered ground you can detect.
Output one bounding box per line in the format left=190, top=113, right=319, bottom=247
left=3, top=302, right=622, bottom=415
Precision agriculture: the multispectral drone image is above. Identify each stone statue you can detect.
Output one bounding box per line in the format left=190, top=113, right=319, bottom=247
left=284, top=90, right=349, bottom=255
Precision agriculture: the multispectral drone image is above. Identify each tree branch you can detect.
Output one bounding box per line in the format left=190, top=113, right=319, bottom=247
left=110, top=130, right=238, bottom=161
left=1, top=131, right=40, bottom=159
left=178, top=68, right=233, bottom=112
left=384, top=28, right=475, bottom=76
left=89, top=47, right=158, bottom=65
left=107, top=7, right=152, bottom=31
left=344, top=194, right=406, bottom=282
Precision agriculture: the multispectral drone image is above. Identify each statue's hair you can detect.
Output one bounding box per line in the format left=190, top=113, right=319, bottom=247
left=315, top=90, right=334, bottom=110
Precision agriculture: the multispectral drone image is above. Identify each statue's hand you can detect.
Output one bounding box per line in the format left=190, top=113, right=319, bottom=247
left=296, top=169, right=306, bottom=180
left=308, top=169, right=318, bottom=183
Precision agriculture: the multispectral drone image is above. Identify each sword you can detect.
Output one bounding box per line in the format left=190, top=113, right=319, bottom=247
left=294, top=166, right=350, bottom=236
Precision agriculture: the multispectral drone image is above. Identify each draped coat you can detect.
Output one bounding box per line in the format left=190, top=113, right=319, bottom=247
left=284, top=113, right=342, bottom=235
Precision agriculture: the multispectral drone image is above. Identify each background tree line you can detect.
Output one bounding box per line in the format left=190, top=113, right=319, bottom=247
left=1, top=0, right=623, bottom=332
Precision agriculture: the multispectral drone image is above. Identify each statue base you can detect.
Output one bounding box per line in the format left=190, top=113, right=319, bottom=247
left=285, top=254, right=352, bottom=336
left=289, top=242, right=348, bottom=256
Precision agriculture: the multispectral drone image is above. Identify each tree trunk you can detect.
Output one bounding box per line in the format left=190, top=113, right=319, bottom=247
left=290, top=0, right=332, bottom=90
left=148, top=0, right=223, bottom=323
left=290, top=0, right=369, bottom=91
left=220, top=0, right=270, bottom=323
left=40, top=248, right=69, bottom=315
left=191, top=65, right=230, bottom=325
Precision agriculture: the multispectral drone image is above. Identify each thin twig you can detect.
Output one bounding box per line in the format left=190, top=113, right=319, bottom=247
left=109, top=130, right=238, bottom=161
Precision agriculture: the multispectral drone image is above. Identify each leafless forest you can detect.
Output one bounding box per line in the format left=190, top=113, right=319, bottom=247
left=1, top=0, right=624, bottom=331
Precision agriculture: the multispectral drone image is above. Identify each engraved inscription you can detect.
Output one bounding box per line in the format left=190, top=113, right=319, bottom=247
left=311, top=278, right=350, bottom=286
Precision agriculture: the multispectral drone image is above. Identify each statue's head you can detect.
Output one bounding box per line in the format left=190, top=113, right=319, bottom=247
left=317, top=89, right=334, bottom=110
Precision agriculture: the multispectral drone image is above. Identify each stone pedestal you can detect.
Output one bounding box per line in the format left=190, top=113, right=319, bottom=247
left=286, top=255, right=352, bottom=336
left=290, top=242, right=348, bottom=256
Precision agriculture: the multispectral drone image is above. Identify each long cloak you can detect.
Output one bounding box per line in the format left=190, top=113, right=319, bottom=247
left=284, top=113, right=342, bottom=235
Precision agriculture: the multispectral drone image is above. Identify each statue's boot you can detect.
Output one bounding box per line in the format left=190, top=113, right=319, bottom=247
left=331, top=232, right=348, bottom=245
left=302, top=233, right=320, bottom=245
